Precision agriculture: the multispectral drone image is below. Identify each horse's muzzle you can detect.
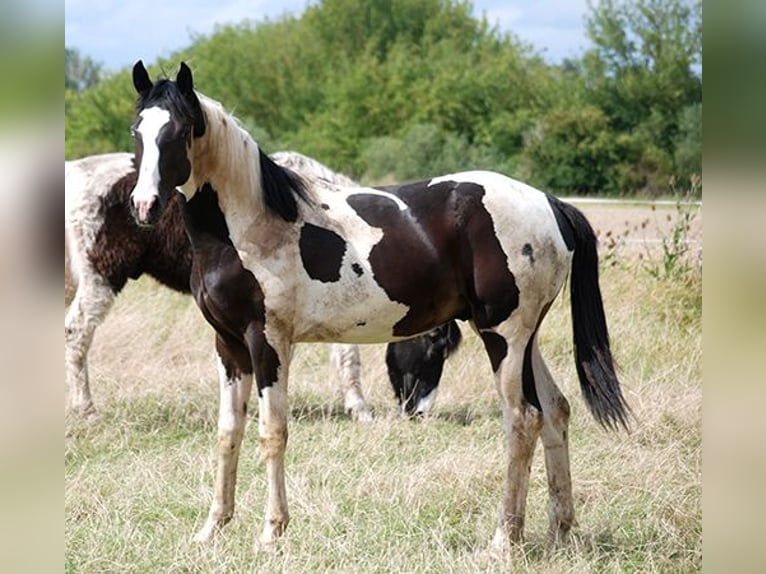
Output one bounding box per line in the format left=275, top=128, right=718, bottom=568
left=130, top=194, right=161, bottom=227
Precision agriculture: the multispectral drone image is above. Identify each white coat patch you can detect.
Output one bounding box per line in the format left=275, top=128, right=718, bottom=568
left=133, top=107, right=170, bottom=205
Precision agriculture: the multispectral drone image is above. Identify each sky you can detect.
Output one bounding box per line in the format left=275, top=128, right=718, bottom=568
left=65, top=0, right=590, bottom=71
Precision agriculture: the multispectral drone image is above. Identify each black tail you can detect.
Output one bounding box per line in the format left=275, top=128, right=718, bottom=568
left=548, top=196, right=631, bottom=431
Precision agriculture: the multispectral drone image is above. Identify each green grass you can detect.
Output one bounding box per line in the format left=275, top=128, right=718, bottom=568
left=66, top=247, right=701, bottom=572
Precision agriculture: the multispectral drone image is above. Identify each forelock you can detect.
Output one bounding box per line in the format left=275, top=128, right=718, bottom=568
left=136, top=79, right=196, bottom=122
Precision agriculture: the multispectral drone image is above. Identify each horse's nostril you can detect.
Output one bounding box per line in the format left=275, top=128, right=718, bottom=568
left=131, top=195, right=157, bottom=225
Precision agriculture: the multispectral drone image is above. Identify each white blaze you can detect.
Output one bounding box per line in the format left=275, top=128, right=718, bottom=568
left=132, top=107, right=170, bottom=218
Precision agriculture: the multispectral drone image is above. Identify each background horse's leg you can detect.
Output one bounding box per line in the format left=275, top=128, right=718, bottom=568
left=329, top=343, right=372, bottom=422
left=194, top=336, right=253, bottom=542
left=247, top=330, right=291, bottom=548
left=65, top=273, right=114, bottom=416
left=531, top=338, right=575, bottom=545
left=480, top=325, right=542, bottom=547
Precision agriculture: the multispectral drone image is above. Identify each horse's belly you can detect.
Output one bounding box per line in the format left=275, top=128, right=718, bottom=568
left=291, top=283, right=411, bottom=343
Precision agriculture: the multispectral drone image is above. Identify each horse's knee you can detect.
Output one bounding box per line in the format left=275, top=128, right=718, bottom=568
left=259, top=431, right=288, bottom=460
left=543, top=394, right=570, bottom=437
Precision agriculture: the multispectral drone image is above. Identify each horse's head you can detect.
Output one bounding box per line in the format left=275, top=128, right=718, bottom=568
left=129, top=60, right=206, bottom=226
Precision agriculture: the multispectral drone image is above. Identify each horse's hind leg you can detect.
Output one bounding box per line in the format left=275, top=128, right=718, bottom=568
left=329, top=343, right=372, bottom=422
left=480, top=326, right=542, bottom=546
left=531, top=337, right=575, bottom=545
left=64, top=273, right=114, bottom=416
left=195, top=335, right=253, bottom=542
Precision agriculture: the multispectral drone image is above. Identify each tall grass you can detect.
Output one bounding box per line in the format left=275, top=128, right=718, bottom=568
left=65, top=214, right=701, bottom=573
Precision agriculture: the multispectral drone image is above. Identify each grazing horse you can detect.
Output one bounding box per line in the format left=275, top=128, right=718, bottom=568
left=129, top=61, right=630, bottom=549
left=386, top=320, right=462, bottom=416
left=65, top=151, right=371, bottom=421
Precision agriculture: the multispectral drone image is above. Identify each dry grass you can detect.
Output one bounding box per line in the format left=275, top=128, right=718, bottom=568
left=65, top=207, right=701, bottom=573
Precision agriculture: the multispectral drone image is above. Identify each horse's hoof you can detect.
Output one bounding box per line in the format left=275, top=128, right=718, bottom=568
left=352, top=408, right=373, bottom=423
left=193, top=523, right=217, bottom=543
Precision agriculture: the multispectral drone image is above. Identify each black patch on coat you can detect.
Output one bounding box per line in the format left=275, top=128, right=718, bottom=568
left=522, top=335, right=541, bottom=410
left=521, top=301, right=553, bottom=412
left=181, top=184, right=280, bottom=396
left=351, top=263, right=364, bottom=276
left=480, top=331, right=507, bottom=374
left=346, top=180, right=519, bottom=336
left=522, top=243, right=535, bottom=264
left=216, top=332, right=252, bottom=381
left=299, top=223, right=347, bottom=283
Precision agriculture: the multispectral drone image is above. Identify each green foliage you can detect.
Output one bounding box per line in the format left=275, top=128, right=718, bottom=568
left=643, top=181, right=702, bottom=283
left=64, top=0, right=702, bottom=194
left=361, top=122, right=508, bottom=182
left=65, top=47, right=102, bottom=92
left=674, top=102, right=702, bottom=180
left=580, top=0, right=702, bottom=191
left=65, top=68, right=136, bottom=158
left=521, top=105, right=616, bottom=193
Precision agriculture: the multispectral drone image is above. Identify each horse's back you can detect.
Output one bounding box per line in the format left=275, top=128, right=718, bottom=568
left=65, top=153, right=137, bottom=293
left=66, top=153, right=134, bottom=216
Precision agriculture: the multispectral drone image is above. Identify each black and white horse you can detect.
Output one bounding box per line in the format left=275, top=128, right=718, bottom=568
left=386, top=320, right=462, bottom=416
left=65, top=151, right=372, bottom=421
left=128, top=61, right=629, bottom=549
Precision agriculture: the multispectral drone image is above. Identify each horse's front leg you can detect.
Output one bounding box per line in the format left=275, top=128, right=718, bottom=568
left=194, top=335, right=253, bottom=542
left=247, top=327, right=291, bottom=549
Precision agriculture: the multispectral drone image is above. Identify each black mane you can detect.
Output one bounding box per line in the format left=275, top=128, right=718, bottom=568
left=137, top=79, right=186, bottom=115
left=135, top=77, right=206, bottom=137
left=259, top=149, right=311, bottom=222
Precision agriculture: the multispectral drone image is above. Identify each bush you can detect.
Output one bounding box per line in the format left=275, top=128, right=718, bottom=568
left=360, top=123, right=509, bottom=183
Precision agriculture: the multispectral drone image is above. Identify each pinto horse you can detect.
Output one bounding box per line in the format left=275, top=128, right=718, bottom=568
left=65, top=151, right=371, bottom=421
left=129, top=61, right=630, bottom=549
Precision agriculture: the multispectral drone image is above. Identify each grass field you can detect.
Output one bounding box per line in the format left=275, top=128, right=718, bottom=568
left=65, top=204, right=702, bottom=573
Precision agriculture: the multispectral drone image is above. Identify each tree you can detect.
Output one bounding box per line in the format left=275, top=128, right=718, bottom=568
left=580, top=0, right=702, bottom=189
left=65, top=48, right=102, bottom=92
left=65, top=68, right=137, bottom=159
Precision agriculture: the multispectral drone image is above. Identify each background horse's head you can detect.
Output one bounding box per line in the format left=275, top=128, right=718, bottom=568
left=130, top=60, right=205, bottom=226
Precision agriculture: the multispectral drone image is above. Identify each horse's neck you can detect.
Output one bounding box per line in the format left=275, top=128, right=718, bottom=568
left=186, top=119, right=266, bottom=244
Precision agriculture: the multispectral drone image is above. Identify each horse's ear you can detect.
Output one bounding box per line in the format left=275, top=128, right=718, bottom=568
left=177, top=62, right=206, bottom=138
left=132, top=60, right=153, bottom=95
left=177, top=62, right=194, bottom=97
